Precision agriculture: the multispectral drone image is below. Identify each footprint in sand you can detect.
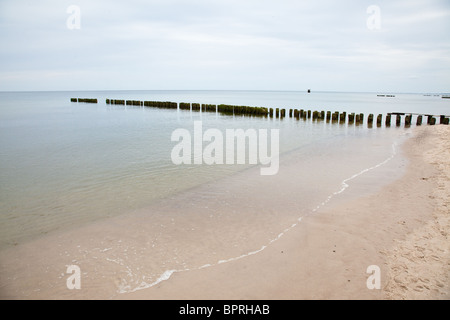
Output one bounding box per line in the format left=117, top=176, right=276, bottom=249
left=414, top=285, right=424, bottom=292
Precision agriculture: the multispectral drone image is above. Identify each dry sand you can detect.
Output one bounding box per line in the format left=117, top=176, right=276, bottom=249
left=0, top=125, right=448, bottom=300
left=122, top=125, right=449, bottom=300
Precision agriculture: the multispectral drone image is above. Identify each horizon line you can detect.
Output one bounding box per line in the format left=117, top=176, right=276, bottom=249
left=0, top=89, right=449, bottom=95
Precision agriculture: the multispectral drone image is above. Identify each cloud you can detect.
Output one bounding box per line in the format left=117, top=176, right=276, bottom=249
left=0, top=0, right=449, bottom=92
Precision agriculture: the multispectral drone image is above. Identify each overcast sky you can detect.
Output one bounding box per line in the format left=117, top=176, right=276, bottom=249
left=0, top=0, right=449, bottom=92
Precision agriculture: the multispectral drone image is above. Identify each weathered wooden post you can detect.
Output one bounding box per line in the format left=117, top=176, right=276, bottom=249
left=289, top=109, right=293, bottom=117
left=443, top=117, right=449, bottom=125
left=427, top=115, right=432, bottom=125
left=385, top=114, right=391, bottom=126
left=405, top=114, right=412, bottom=126
left=360, top=113, right=364, bottom=123
left=440, top=115, right=445, bottom=124
left=355, top=114, right=360, bottom=124
left=332, top=112, right=339, bottom=122
left=395, top=115, right=401, bottom=126
left=281, top=109, right=286, bottom=118
left=312, top=111, right=318, bottom=120
left=320, top=111, right=325, bottom=120
left=348, top=113, right=355, bottom=124
left=430, top=117, right=436, bottom=125
left=326, top=111, right=331, bottom=121
left=368, top=114, right=374, bottom=125
left=307, top=110, right=311, bottom=118
left=416, top=115, right=423, bottom=125
left=377, top=114, right=382, bottom=126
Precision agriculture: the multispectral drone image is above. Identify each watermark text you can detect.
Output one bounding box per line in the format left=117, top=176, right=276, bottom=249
left=171, top=121, right=279, bottom=176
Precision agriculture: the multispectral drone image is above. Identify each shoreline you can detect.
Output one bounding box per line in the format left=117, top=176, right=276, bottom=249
left=120, top=125, right=449, bottom=300
left=0, top=126, right=448, bottom=299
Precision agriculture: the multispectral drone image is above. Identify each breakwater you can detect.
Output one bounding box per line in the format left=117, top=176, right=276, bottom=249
left=70, top=98, right=450, bottom=126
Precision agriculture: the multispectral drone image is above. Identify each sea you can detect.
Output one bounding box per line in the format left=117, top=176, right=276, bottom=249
left=0, top=90, right=448, bottom=295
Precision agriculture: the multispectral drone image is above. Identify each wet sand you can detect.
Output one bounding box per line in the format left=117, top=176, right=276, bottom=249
left=0, top=126, right=448, bottom=300
left=122, top=125, right=449, bottom=300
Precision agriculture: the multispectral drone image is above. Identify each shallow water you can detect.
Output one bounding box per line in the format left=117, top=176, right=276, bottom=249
left=0, top=90, right=448, bottom=251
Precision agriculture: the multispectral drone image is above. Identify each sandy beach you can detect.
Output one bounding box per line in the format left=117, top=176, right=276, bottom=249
left=0, top=125, right=448, bottom=300
left=2, top=0, right=450, bottom=305
left=122, top=125, right=450, bottom=300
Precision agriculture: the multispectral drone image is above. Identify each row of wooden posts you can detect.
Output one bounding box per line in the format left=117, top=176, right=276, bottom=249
left=71, top=98, right=449, bottom=126
left=71, top=98, right=98, bottom=103
left=270, top=109, right=449, bottom=126
left=103, top=99, right=269, bottom=117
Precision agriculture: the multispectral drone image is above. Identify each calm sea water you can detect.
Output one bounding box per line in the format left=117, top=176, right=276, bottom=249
left=0, top=90, right=448, bottom=249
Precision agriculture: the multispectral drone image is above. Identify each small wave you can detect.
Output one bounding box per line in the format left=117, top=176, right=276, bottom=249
left=118, top=269, right=177, bottom=294
left=119, top=140, right=398, bottom=294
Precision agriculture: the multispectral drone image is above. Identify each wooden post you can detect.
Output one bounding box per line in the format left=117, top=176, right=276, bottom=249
left=385, top=114, right=391, bottom=126
left=281, top=109, right=286, bottom=118
left=427, top=115, right=432, bottom=125
left=348, top=113, right=355, bottom=124
left=396, top=115, right=401, bottom=126
left=416, top=115, right=423, bottom=125
left=405, top=114, right=411, bottom=126
left=368, top=114, right=374, bottom=125
left=440, top=115, right=445, bottom=124
left=355, top=114, right=360, bottom=124
left=377, top=114, right=382, bottom=126
left=360, top=113, right=364, bottom=123
left=307, top=110, right=311, bottom=118
left=326, top=111, right=331, bottom=121
left=300, top=109, right=304, bottom=118
left=289, top=109, right=293, bottom=118
left=340, top=113, right=345, bottom=123
left=443, top=117, right=449, bottom=125
left=312, top=111, right=318, bottom=120
left=430, top=117, right=436, bottom=125
left=179, top=102, right=190, bottom=110
left=270, top=108, right=274, bottom=118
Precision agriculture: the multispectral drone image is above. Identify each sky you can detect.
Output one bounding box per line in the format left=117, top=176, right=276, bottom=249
left=0, top=0, right=449, bottom=93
